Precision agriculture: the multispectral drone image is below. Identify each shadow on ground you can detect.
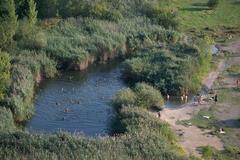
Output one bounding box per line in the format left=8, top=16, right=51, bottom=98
left=217, top=119, right=240, bottom=128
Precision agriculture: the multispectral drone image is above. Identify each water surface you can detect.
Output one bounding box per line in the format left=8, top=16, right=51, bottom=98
left=27, top=62, right=125, bottom=136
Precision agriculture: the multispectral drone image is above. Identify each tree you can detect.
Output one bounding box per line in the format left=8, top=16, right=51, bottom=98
left=0, top=0, right=18, bottom=48
left=207, top=0, right=219, bottom=9
left=27, top=0, right=37, bottom=30
left=0, top=51, right=11, bottom=100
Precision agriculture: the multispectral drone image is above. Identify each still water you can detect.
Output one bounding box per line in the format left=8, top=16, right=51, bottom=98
left=27, top=61, right=186, bottom=136
left=27, top=62, right=126, bottom=136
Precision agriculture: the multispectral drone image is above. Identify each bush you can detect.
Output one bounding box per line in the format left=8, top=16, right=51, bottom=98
left=207, top=0, right=219, bottom=9
left=0, top=51, right=11, bottom=100
left=112, top=88, right=136, bottom=109
left=134, top=83, right=164, bottom=110
left=9, top=64, right=34, bottom=121
left=0, top=107, right=16, bottom=131
left=113, top=83, right=164, bottom=110
left=18, top=31, right=47, bottom=50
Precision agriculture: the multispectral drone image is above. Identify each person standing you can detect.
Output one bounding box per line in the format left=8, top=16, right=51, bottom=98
left=214, top=94, right=218, bottom=104
left=157, top=111, right=161, bottom=118
left=167, top=94, right=170, bottom=100
left=185, top=95, right=188, bottom=103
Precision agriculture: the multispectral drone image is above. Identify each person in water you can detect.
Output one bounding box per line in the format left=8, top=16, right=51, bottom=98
left=181, top=95, right=184, bottom=102
left=167, top=94, right=170, bottom=100
left=185, top=95, right=188, bottom=103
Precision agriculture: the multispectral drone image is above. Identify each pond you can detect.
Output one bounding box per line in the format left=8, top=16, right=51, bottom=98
left=26, top=61, right=126, bottom=136
left=26, top=61, right=187, bottom=136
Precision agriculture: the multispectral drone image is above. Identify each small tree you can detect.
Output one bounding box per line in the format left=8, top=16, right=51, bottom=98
left=27, top=0, right=37, bottom=30
left=207, top=0, right=219, bottom=9
left=0, top=0, right=18, bottom=48
left=0, top=51, right=11, bottom=100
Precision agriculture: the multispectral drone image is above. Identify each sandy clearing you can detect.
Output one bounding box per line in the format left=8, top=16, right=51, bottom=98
left=152, top=60, right=226, bottom=157
left=152, top=40, right=240, bottom=157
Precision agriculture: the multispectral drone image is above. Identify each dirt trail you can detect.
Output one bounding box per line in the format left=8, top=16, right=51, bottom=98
left=153, top=60, right=227, bottom=157
left=152, top=40, right=240, bottom=157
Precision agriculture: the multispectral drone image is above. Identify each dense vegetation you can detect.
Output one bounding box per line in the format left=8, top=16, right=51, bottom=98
left=113, top=83, right=164, bottom=110
left=0, top=0, right=239, bottom=159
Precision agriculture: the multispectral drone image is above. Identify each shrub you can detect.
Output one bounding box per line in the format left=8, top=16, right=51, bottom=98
left=134, top=83, right=164, bottom=110
left=0, top=51, right=11, bottom=100
left=112, top=88, right=136, bottom=109
left=9, top=64, right=34, bottom=121
left=0, top=107, right=16, bottom=131
left=144, top=4, right=178, bottom=29
left=207, top=0, right=219, bottom=9
left=113, top=83, right=164, bottom=110
left=18, top=31, right=47, bottom=50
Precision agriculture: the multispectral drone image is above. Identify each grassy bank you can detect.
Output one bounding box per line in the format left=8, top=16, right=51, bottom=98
left=0, top=106, right=187, bottom=160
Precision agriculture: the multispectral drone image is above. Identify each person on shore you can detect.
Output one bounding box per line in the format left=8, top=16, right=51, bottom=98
left=197, top=95, right=201, bottom=106
left=167, top=94, right=170, bottom=100
left=185, top=95, right=188, bottom=103
left=214, top=94, right=218, bottom=104
left=157, top=111, right=161, bottom=118
left=181, top=95, right=184, bottom=102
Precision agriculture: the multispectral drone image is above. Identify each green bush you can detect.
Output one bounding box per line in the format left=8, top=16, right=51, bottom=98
left=0, top=51, right=11, bottom=100
left=112, top=88, right=136, bottom=109
left=134, top=83, right=164, bottom=110
left=9, top=64, right=34, bottom=121
left=113, top=83, right=164, bottom=110
left=0, top=107, right=16, bottom=131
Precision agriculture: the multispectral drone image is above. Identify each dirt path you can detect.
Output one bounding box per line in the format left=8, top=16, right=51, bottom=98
left=152, top=40, right=240, bottom=157
left=153, top=60, right=226, bottom=157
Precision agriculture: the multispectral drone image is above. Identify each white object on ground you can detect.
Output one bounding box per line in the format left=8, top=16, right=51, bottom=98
left=203, top=116, right=210, bottom=119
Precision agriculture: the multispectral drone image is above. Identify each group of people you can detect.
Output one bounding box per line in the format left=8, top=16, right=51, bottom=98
left=166, top=94, right=188, bottom=103
left=180, top=94, right=188, bottom=103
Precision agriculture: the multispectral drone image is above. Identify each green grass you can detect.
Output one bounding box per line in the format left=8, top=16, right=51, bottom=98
left=172, top=0, right=240, bottom=31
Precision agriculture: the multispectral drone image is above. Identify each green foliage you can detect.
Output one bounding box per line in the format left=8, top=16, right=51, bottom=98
left=134, top=83, right=164, bottom=110
left=200, top=145, right=239, bottom=160
left=9, top=64, right=35, bottom=121
left=0, top=107, right=16, bottom=131
left=112, top=88, right=136, bottom=109
left=122, top=35, right=212, bottom=95
left=113, top=83, right=164, bottom=110
left=144, top=4, right=178, bottom=29
left=0, top=0, right=18, bottom=48
left=18, top=31, right=47, bottom=50
left=0, top=106, right=187, bottom=160
left=0, top=52, right=11, bottom=100
left=208, top=0, right=219, bottom=9
left=6, top=51, right=57, bottom=121
left=27, top=0, right=37, bottom=31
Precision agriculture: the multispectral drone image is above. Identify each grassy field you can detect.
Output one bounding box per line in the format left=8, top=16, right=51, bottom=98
left=172, top=0, right=240, bottom=31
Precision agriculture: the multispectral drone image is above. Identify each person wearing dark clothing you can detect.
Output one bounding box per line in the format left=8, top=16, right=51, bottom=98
left=214, top=94, right=218, bottom=104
